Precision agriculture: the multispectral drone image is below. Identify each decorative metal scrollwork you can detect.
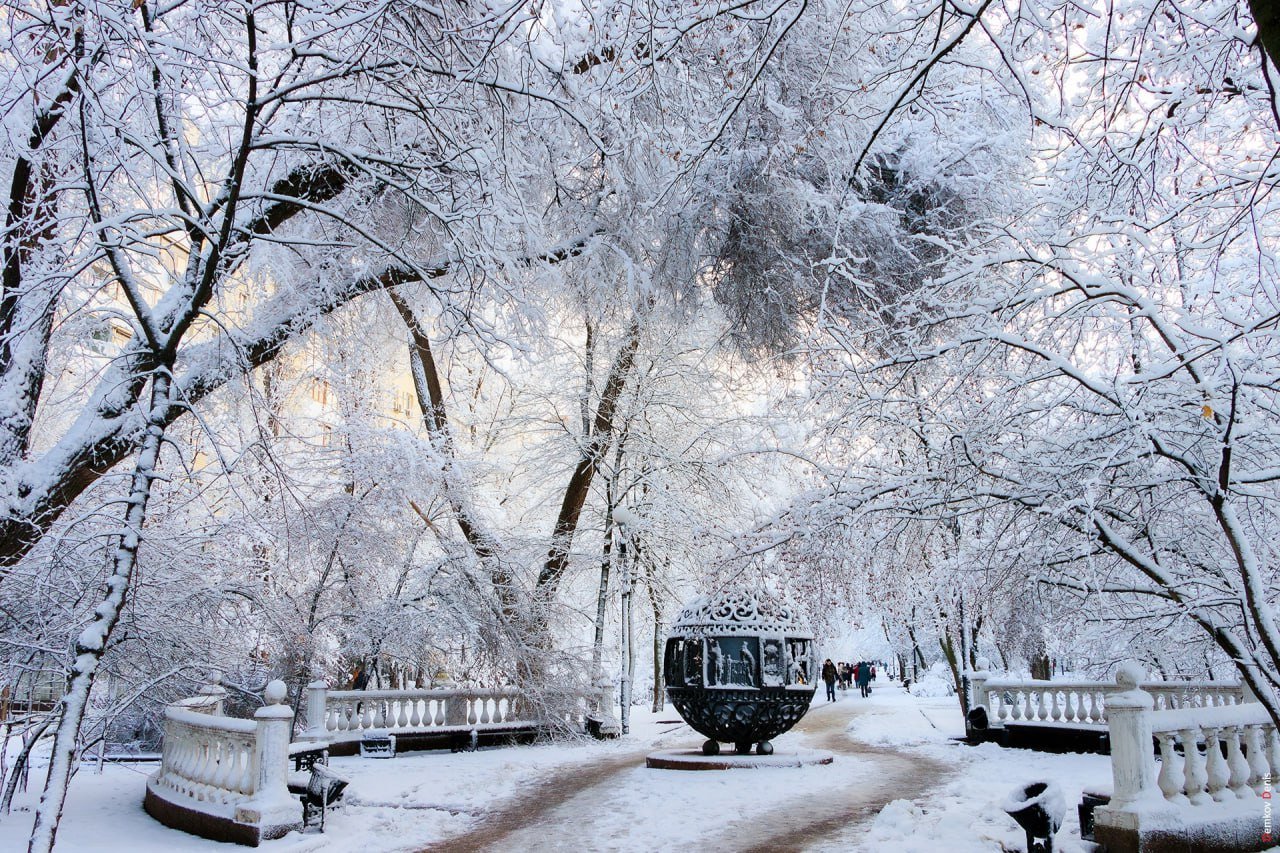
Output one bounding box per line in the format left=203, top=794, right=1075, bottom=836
left=664, top=589, right=817, bottom=751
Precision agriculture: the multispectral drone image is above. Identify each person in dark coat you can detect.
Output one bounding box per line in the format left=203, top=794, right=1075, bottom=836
left=821, top=659, right=838, bottom=702
left=856, top=660, right=872, bottom=697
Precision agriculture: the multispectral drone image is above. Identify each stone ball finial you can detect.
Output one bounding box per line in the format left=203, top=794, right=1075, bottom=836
left=975, top=656, right=992, bottom=672
left=208, top=671, right=222, bottom=686
left=1115, top=660, right=1145, bottom=689
left=264, top=679, right=288, bottom=705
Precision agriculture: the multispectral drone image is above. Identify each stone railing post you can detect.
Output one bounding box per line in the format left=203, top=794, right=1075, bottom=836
left=303, top=680, right=328, bottom=740
left=594, top=675, right=622, bottom=737
left=969, top=657, right=991, bottom=715
left=235, top=680, right=302, bottom=838
left=197, top=673, right=227, bottom=716
left=1106, top=662, right=1156, bottom=808
left=441, top=681, right=467, bottom=727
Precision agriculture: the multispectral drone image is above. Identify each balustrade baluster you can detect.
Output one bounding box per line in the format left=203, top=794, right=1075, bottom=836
left=168, top=732, right=183, bottom=790
left=1204, top=727, right=1233, bottom=801
left=180, top=733, right=195, bottom=791
left=410, top=699, right=422, bottom=727
left=1157, top=733, right=1186, bottom=802
left=226, top=742, right=243, bottom=800
left=1226, top=726, right=1253, bottom=798
left=227, top=741, right=243, bottom=795
left=396, top=699, right=409, bottom=728
left=1183, top=726, right=1210, bottom=804
left=1035, top=689, right=1047, bottom=721
left=372, top=700, right=386, bottom=728
left=1050, top=689, right=1062, bottom=722
left=195, top=737, right=213, bottom=800
left=1247, top=725, right=1270, bottom=792
left=361, top=700, right=374, bottom=730
left=186, top=734, right=202, bottom=798
left=213, top=741, right=232, bottom=798
left=1267, top=728, right=1280, bottom=789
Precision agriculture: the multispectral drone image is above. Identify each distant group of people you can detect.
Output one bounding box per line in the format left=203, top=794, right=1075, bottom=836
left=820, top=658, right=877, bottom=701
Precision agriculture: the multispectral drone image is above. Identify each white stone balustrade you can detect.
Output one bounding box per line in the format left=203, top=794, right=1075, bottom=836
left=968, top=669, right=1245, bottom=731
left=153, top=707, right=259, bottom=806
left=145, top=679, right=302, bottom=846
left=302, top=682, right=617, bottom=742
left=1094, top=665, right=1277, bottom=853
left=1143, top=698, right=1277, bottom=805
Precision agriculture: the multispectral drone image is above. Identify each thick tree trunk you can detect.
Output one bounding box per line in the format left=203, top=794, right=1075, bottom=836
left=0, top=4, right=81, bottom=467
left=537, top=320, right=641, bottom=597
left=28, top=370, right=171, bottom=853
left=388, top=290, right=521, bottom=620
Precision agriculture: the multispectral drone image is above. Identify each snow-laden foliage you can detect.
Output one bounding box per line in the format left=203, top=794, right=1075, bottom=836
left=2, top=0, right=1280, bottom=847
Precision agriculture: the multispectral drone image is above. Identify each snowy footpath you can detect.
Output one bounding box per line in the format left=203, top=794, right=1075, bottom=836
left=0, top=685, right=1119, bottom=852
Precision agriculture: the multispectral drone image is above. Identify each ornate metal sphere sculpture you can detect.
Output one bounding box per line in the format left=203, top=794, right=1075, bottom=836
left=663, top=590, right=817, bottom=756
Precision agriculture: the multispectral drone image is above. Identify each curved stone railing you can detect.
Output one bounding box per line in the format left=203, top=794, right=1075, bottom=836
left=302, top=682, right=617, bottom=743
left=145, top=680, right=301, bottom=846
left=971, top=672, right=1246, bottom=729
left=1094, top=665, right=1277, bottom=852
left=152, top=707, right=259, bottom=806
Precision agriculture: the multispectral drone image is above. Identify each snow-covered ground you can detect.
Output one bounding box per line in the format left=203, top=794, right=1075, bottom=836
left=0, top=684, right=1120, bottom=851
left=842, top=686, right=1111, bottom=852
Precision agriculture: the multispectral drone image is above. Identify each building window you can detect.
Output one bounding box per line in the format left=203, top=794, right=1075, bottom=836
left=310, top=378, right=330, bottom=405
left=318, top=423, right=332, bottom=447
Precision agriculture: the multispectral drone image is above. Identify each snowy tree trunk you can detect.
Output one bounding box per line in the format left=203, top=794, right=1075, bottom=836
left=27, top=370, right=172, bottom=853
left=649, top=569, right=664, bottom=713
left=618, top=534, right=633, bottom=736
left=591, top=499, right=615, bottom=677
left=0, top=0, right=80, bottom=468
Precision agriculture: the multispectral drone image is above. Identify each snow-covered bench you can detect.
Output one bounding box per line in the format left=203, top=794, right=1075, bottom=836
left=298, top=681, right=620, bottom=754
left=1092, top=664, right=1274, bottom=853
left=144, top=680, right=301, bottom=846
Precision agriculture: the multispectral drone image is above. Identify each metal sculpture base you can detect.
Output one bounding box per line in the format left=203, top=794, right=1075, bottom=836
left=667, top=686, right=814, bottom=747
left=700, top=738, right=775, bottom=756
left=646, top=748, right=834, bottom=771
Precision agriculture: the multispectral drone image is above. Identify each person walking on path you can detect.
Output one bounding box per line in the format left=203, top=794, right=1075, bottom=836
left=822, top=658, right=838, bottom=702
left=856, top=660, right=872, bottom=697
